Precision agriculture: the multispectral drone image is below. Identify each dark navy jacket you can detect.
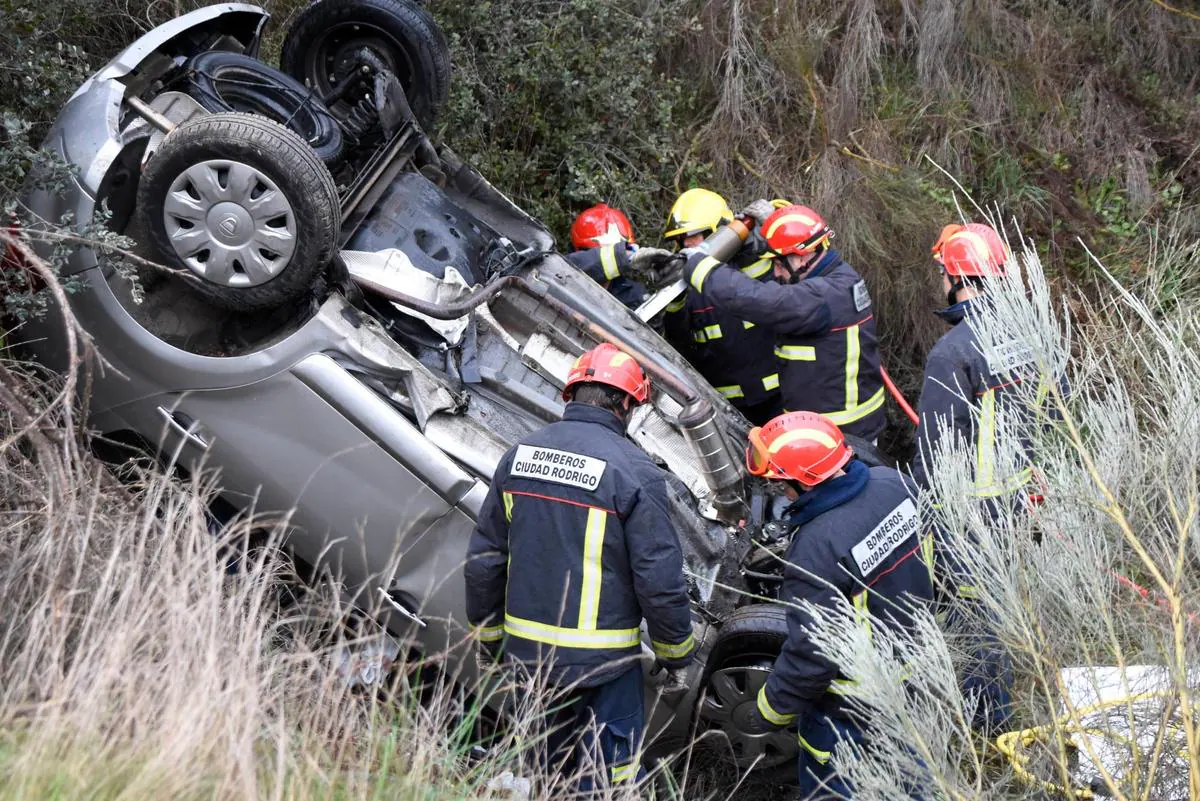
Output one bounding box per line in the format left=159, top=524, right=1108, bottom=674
left=566, top=245, right=648, bottom=310
left=757, top=464, right=934, bottom=725
left=910, top=299, right=1046, bottom=496
left=663, top=251, right=782, bottom=413
left=686, top=249, right=886, bottom=440
left=465, top=402, right=696, bottom=686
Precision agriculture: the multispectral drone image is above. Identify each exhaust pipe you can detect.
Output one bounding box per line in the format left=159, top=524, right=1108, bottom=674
left=678, top=397, right=746, bottom=520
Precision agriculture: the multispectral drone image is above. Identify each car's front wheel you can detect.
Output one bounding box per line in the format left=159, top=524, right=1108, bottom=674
left=137, top=112, right=340, bottom=313
left=696, top=603, right=798, bottom=780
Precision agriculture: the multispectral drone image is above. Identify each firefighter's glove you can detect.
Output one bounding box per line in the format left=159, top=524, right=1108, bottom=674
left=630, top=246, right=675, bottom=274
left=742, top=703, right=790, bottom=735
left=740, top=229, right=769, bottom=260
left=476, top=640, right=503, bottom=672
left=653, top=666, right=691, bottom=704
left=646, top=256, right=684, bottom=289
left=739, top=199, right=776, bottom=229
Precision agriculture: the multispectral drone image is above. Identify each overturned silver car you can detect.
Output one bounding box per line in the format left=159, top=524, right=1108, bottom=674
left=13, top=0, right=833, bottom=774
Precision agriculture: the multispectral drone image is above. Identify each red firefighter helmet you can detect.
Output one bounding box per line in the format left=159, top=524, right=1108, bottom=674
left=563, top=343, right=651, bottom=403
left=761, top=205, right=833, bottom=257
left=570, top=204, right=635, bottom=250
left=931, top=224, right=963, bottom=263
left=937, top=223, right=1009, bottom=277
left=745, top=411, right=853, bottom=487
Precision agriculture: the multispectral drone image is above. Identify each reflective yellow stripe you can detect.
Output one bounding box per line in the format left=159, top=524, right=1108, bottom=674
left=977, top=388, right=996, bottom=491
left=797, top=733, right=831, bottom=763
left=824, top=387, right=886, bottom=425
left=741, top=258, right=772, bottom=279
left=692, top=323, right=723, bottom=343
left=763, top=373, right=780, bottom=391
left=826, top=678, right=858, bottom=696
left=502, top=491, right=514, bottom=523
left=826, top=592, right=880, bottom=698
left=756, top=685, right=797, bottom=725
left=690, top=256, right=721, bottom=292
left=477, top=624, right=504, bottom=643
left=852, top=590, right=872, bottom=640
left=766, top=211, right=819, bottom=239
left=599, top=244, right=620, bottom=280
left=503, top=614, right=640, bottom=649
left=775, top=344, right=816, bottom=361
left=971, top=467, right=1034, bottom=498
left=610, top=761, right=638, bottom=783
left=577, top=508, right=607, bottom=630
left=844, top=325, right=861, bottom=410
left=717, top=384, right=744, bottom=399
left=665, top=297, right=687, bottom=313
left=921, top=533, right=935, bottom=585
left=768, top=427, right=837, bottom=452
left=743, top=320, right=756, bottom=329
left=971, top=388, right=1032, bottom=497
left=652, top=633, right=696, bottom=660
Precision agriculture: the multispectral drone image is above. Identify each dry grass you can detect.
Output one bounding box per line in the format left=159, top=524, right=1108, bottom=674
left=0, top=351, right=804, bottom=800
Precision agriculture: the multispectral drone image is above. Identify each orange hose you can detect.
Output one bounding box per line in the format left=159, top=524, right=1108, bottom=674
left=881, top=365, right=919, bottom=426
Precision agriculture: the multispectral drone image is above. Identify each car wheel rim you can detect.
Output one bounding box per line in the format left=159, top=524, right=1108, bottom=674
left=162, top=159, right=296, bottom=288
left=699, top=663, right=798, bottom=771
left=316, top=25, right=416, bottom=100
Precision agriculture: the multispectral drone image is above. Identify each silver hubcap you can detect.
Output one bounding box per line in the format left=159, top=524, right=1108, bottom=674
left=699, top=665, right=798, bottom=770
left=162, top=159, right=296, bottom=288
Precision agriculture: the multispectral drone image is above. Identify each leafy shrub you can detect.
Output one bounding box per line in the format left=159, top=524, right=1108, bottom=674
left=426, top=0, right=701, bottom=243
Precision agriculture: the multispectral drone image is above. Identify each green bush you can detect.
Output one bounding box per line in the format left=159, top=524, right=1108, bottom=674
left=427, top=0, right=701, bottom=243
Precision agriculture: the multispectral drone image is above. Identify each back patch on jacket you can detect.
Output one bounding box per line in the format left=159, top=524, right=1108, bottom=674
left=986, top=337, right=1036, bottom=374
left=852, top=498, right=918, bottom=576
left=852, top=280, right=871, bottom=312
left=511, top=444, right=608, bottom=491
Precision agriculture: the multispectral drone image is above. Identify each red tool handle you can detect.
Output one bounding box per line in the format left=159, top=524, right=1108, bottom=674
left=881, top=365, right=919, bottom=426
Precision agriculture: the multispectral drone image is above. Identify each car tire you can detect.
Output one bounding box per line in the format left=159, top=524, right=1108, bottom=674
left=696, top=604, right=798, bottom=781
left=137, top=112, right=340, bottom=314
left=280, top=0, right=450, bottom=132
left=182, top=51, right=345, bottom=166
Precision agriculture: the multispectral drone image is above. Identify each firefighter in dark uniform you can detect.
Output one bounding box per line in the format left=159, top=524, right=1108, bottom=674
left=911, top=222, right=1044, bottom=733
left=740, top=411, right=935, bottom=798
left=564, top=204, right=671, bottom=310
left=662, top=188, right=783, bottom=425
left=682, top=204, right=887, bottom=442
left=464, top=343, right=697, bottom=791
left=911, top=222, right=1037, bottom=496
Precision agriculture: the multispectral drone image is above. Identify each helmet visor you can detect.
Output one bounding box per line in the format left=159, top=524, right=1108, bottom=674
left=745, top=427, right=772, bottom=476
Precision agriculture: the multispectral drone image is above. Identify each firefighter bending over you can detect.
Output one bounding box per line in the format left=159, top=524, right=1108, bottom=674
left=564, top=204, right=673, bottom=310
left=741, top=411, right=934, bottom=798
left=682, top=204, right=886, bottom=442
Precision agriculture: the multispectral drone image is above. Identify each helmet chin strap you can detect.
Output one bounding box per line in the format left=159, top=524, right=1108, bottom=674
left=783, top=250, right=820, bottom=284
left=946, top=277, right=969, bottom=307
